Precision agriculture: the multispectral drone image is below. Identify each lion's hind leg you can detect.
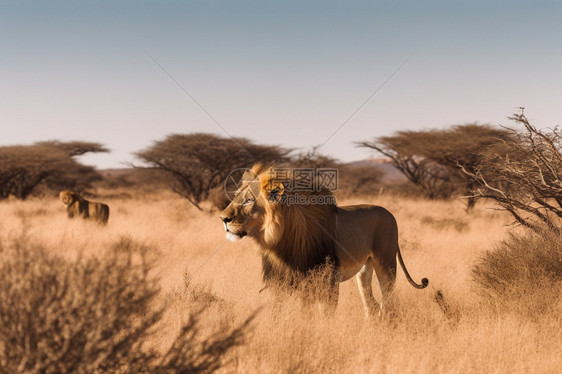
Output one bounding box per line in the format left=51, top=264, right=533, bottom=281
left=356, top=257, right=381, bottom=317
left=372, top=254, right=398, bottom=317
left=98, top=204, right=110, bottom=225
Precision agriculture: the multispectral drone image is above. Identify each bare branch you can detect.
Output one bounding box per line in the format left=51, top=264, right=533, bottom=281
left=461, top=113, right=562, bottom=232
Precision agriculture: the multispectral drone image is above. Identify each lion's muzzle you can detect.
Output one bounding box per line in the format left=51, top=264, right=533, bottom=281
left=221, top=218, right=247, bottom=242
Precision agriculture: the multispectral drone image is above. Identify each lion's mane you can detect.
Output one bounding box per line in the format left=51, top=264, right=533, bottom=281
left=251, top=164, right=339, bottom=286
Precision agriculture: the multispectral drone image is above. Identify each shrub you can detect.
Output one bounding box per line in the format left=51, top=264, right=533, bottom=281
left=471, top=228, right=562, bottom=317
left=0, top=236, right=249, bottom=373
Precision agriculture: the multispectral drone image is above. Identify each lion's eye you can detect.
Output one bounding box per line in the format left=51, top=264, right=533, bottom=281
left=242, top=199, right=254, bottom=206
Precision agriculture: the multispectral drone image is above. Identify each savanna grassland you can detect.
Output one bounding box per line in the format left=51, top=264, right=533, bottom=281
left=0, top=190, right=560, bottom=373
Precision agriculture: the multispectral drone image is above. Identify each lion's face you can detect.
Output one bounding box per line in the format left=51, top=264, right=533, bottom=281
left=59, top=190, right=77, bottom=206
left=220, top=171, right=266, bottom=242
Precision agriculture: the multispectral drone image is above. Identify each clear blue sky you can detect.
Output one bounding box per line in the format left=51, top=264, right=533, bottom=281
left=2, top=0, right=561, bottom=169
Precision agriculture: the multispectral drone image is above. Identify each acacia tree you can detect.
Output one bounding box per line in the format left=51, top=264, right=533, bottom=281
left=136, top=133, right=290, bottom=210
left=290, top=145, right=339, bottom=169
left=357, top=124, right=512, bottom=208
left=37, top=141, right=109, bottom=192
left=357, top=130, right=454, bottom=199
left=461, top=113, right=562, bottom=233
left=0, top=145, right=77, bottom=200
left=420, top=124, right=513, bottom=209
left=0, top=142, right=108, bottom=200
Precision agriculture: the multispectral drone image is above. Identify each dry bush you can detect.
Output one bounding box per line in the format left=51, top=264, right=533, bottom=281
left=0, top=235, right=249, bottom=374
left=471, top=227, right=562, bottom=317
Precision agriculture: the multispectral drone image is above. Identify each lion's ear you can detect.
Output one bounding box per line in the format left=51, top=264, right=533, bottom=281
left=265, top=181, right=285, bottom=203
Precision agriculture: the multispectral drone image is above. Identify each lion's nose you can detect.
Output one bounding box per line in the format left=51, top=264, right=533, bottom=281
left=220, top=215, right=232, bottom=223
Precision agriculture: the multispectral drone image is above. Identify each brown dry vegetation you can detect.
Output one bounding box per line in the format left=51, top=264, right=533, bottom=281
left=0, top=190, right=560, bottom=373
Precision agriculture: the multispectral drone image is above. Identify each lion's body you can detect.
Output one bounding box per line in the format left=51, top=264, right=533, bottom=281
left=220, top=164, right=427, bottom=315
left=59, top=190, right=109, bottom=225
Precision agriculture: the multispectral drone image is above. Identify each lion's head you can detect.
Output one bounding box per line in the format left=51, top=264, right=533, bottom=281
left=59, top=190, right=78, bottom=206
left=220, top=164, right=338, bottom=275
left=218, top=166, right=264, bottom=241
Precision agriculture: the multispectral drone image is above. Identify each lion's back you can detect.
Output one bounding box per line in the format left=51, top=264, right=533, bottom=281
left=89, top=201, right=109, bottom=224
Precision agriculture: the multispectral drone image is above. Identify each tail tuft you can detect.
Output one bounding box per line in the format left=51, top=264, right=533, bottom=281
left=397, top=249, right=429, bottom=289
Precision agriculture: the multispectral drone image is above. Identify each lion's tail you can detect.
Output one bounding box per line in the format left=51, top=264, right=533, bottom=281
left=397, top=249, right=428, bottom=289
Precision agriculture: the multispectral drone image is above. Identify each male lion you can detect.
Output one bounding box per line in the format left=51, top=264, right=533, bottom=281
left=220, top=164, right=427, bottom=316
left=59, top=190, right=109, bottom=225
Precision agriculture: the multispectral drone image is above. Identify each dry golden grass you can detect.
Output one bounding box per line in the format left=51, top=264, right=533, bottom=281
left=0, top=191, right=560, bottom=373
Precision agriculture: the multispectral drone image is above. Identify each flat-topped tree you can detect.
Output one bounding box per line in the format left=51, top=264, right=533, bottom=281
left=136, top=133, right=290, bottom=210
left=358, top=124, right=513, bottom=210
left=0, top=142, right=109, bottom=200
